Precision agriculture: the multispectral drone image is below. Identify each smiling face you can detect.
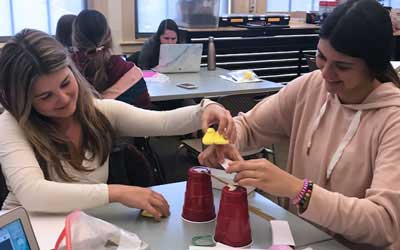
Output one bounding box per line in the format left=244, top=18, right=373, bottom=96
left=32, top=67, right=79, bottom=122
left=160, top=29, right=177, bottom=44
left=316, top=39, right=381, bottom=104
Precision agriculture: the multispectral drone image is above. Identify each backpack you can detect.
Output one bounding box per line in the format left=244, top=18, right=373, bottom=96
left=107, top=137, right=165, bottom=187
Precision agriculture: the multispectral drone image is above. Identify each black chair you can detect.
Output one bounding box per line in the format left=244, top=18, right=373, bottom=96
left=126, top=51, right=141, bottom=65
left=108, top=137, right=166, bottom=187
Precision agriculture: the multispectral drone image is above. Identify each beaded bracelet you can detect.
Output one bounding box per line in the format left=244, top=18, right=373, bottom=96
left=291, top=179, right=313, bottom=212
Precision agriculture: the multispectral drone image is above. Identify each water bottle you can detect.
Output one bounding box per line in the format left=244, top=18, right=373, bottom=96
left=207, top=36, right=216, bottom=71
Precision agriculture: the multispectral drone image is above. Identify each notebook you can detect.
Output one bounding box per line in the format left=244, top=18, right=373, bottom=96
left=0, top=207, right=40, bottom=250
left=153, top=43, right=203, bottom=73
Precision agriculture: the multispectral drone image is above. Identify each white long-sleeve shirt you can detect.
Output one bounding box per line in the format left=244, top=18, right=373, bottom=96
left=0, top=99, right=213, bottom=213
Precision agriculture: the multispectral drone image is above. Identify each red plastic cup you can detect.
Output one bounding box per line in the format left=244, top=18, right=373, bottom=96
left=214, top=185, right=252, bottom=247
left=182, top=166, right=216, bottom=223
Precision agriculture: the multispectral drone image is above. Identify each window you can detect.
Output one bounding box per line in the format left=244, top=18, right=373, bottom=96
left=267, top=0, right=318, bottom=12
left=291, top=0, right=314, bottom=11
left=383, top=0, right=400, bottom=8
left=135, top=0, right=230, bottom=37
left=135, top=0, right=400, bottom=37
left=0, top=0, right=86, bottom=39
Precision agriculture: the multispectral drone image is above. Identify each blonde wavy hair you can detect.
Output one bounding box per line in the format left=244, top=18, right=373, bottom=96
left=0, top=29, right=114, bottom=181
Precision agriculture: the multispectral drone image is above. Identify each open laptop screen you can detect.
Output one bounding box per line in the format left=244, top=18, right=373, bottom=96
left=154, top=43, right=203, bottom=73
left=0, top=218, right=30, bottom=250
left=0, top=207, right=39, bottom=250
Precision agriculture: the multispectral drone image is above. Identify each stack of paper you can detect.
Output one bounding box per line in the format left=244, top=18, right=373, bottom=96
left=220, top=70, right=262, bottom=83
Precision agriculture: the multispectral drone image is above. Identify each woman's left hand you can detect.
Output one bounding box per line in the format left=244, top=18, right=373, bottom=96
left=227, top=158, right=304, bottom=199
left=202, top=104, right=236, bottom=143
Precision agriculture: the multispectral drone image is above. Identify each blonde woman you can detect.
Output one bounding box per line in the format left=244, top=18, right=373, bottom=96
left=0, top=29, right=235, bottom=219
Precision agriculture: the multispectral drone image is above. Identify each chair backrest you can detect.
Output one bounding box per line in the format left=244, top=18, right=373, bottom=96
left=108, top=137, right=166, bottom=187
left=126, top=51, right=141, bottom=65
left=217, top=93, right=269, bottom=116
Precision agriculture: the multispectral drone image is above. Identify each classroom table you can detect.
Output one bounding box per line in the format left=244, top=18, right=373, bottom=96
left=27, top=182, right=350, bottom=250
left=84, top=182, right=349, bottom=250
left=146, top=68, right=283, bottom=101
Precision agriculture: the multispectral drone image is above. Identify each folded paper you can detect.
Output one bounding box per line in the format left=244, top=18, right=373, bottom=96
left=202, top=128, right=229, bottom=145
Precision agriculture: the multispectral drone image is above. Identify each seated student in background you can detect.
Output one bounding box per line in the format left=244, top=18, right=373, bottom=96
left=199, top=0, right=400, bottom=249
left=72, top=10, right=151, bottom=109
left=55, top=14, right=77, bottom=53
left=0, top=29, right=235, bottom=218
left=138, top=19, right=179, bottom=70
left=139, top=18, right=197, bottom=111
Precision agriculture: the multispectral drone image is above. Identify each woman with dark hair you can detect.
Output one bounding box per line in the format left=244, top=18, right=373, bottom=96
left=0, top=29, right=235, bottom=216
left=55, top=14, right=77, bottom=52
left=72, top=10, right=151, bottom=109
left=138, top=19, right=179, bottom=70
left=199, top=0, right=400, bottom=249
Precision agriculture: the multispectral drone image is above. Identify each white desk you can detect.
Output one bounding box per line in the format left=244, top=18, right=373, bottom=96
left=27, top=182, right=349, bottom=250
left=146, top=68, right=283, bottom=101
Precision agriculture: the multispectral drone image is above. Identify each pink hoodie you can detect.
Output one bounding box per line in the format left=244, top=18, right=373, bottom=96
left=234, top=70, right=400, bottom=249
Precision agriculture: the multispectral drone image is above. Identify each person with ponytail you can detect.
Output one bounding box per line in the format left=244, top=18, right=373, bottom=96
left=72, top=9, right=151, bottom=109
left=199, top=1, right=400, bottom=249
left=55, top=14, right=77, bottom=53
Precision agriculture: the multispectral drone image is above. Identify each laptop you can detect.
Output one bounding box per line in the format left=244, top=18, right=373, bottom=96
left=153, top=43, right=203, bottom=73
left=0, top=207, right=40, bottom=250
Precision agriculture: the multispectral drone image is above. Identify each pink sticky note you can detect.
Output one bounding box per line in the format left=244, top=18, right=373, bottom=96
left=143, top=71, right=157, bottom=78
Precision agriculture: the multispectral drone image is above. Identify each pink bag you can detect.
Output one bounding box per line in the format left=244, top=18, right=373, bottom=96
left=54, top=210, right=149, bottom=250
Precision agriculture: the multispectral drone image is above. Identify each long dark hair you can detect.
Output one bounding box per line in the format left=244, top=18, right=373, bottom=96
left=55, top=14, right=77, bottom=49
left=319, top=0, right=400, bottom=86
left=151, top=19, right=180, bottom=63
left=155, top=19, right=180, bottom=42
left=73, top=9, right=113, bottom=92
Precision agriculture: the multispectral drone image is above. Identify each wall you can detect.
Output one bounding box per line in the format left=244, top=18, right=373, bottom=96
left=90, top=0, right=268, bottom=54
left=0, top=0, right=270, bottom=53
left=231, top=0, right=266, bottom=13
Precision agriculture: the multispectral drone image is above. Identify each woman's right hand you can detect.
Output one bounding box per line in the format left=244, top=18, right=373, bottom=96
left=108, top=185, right=170, bottom=221
left=198, top=144, right=243, bottom=168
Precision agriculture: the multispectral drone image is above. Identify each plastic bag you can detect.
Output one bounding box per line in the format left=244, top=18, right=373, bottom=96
left=54, top=210, right=150, bottom=250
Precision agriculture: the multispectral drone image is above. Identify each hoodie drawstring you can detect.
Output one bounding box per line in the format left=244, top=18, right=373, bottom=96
left=306, top=97, right=329, bottom=155
left=326, top=110, right=362, bottom=179
left=306, top=94, right=363, bottom=179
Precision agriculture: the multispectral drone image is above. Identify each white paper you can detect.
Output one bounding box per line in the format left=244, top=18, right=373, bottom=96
left=220, top=158, right=231, bottom=170
left=28, top=212, right=66, bottom=250
left=209, top=168, right=255, bottom=194
left=391, top=61, right=400, bottom=71
left=219, top=75, right=262, bottom=83
left=270, top=220, right=295, bottom=246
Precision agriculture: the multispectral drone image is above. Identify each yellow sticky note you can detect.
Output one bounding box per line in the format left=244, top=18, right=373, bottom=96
left=141, top=210, right=154, bottom=218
